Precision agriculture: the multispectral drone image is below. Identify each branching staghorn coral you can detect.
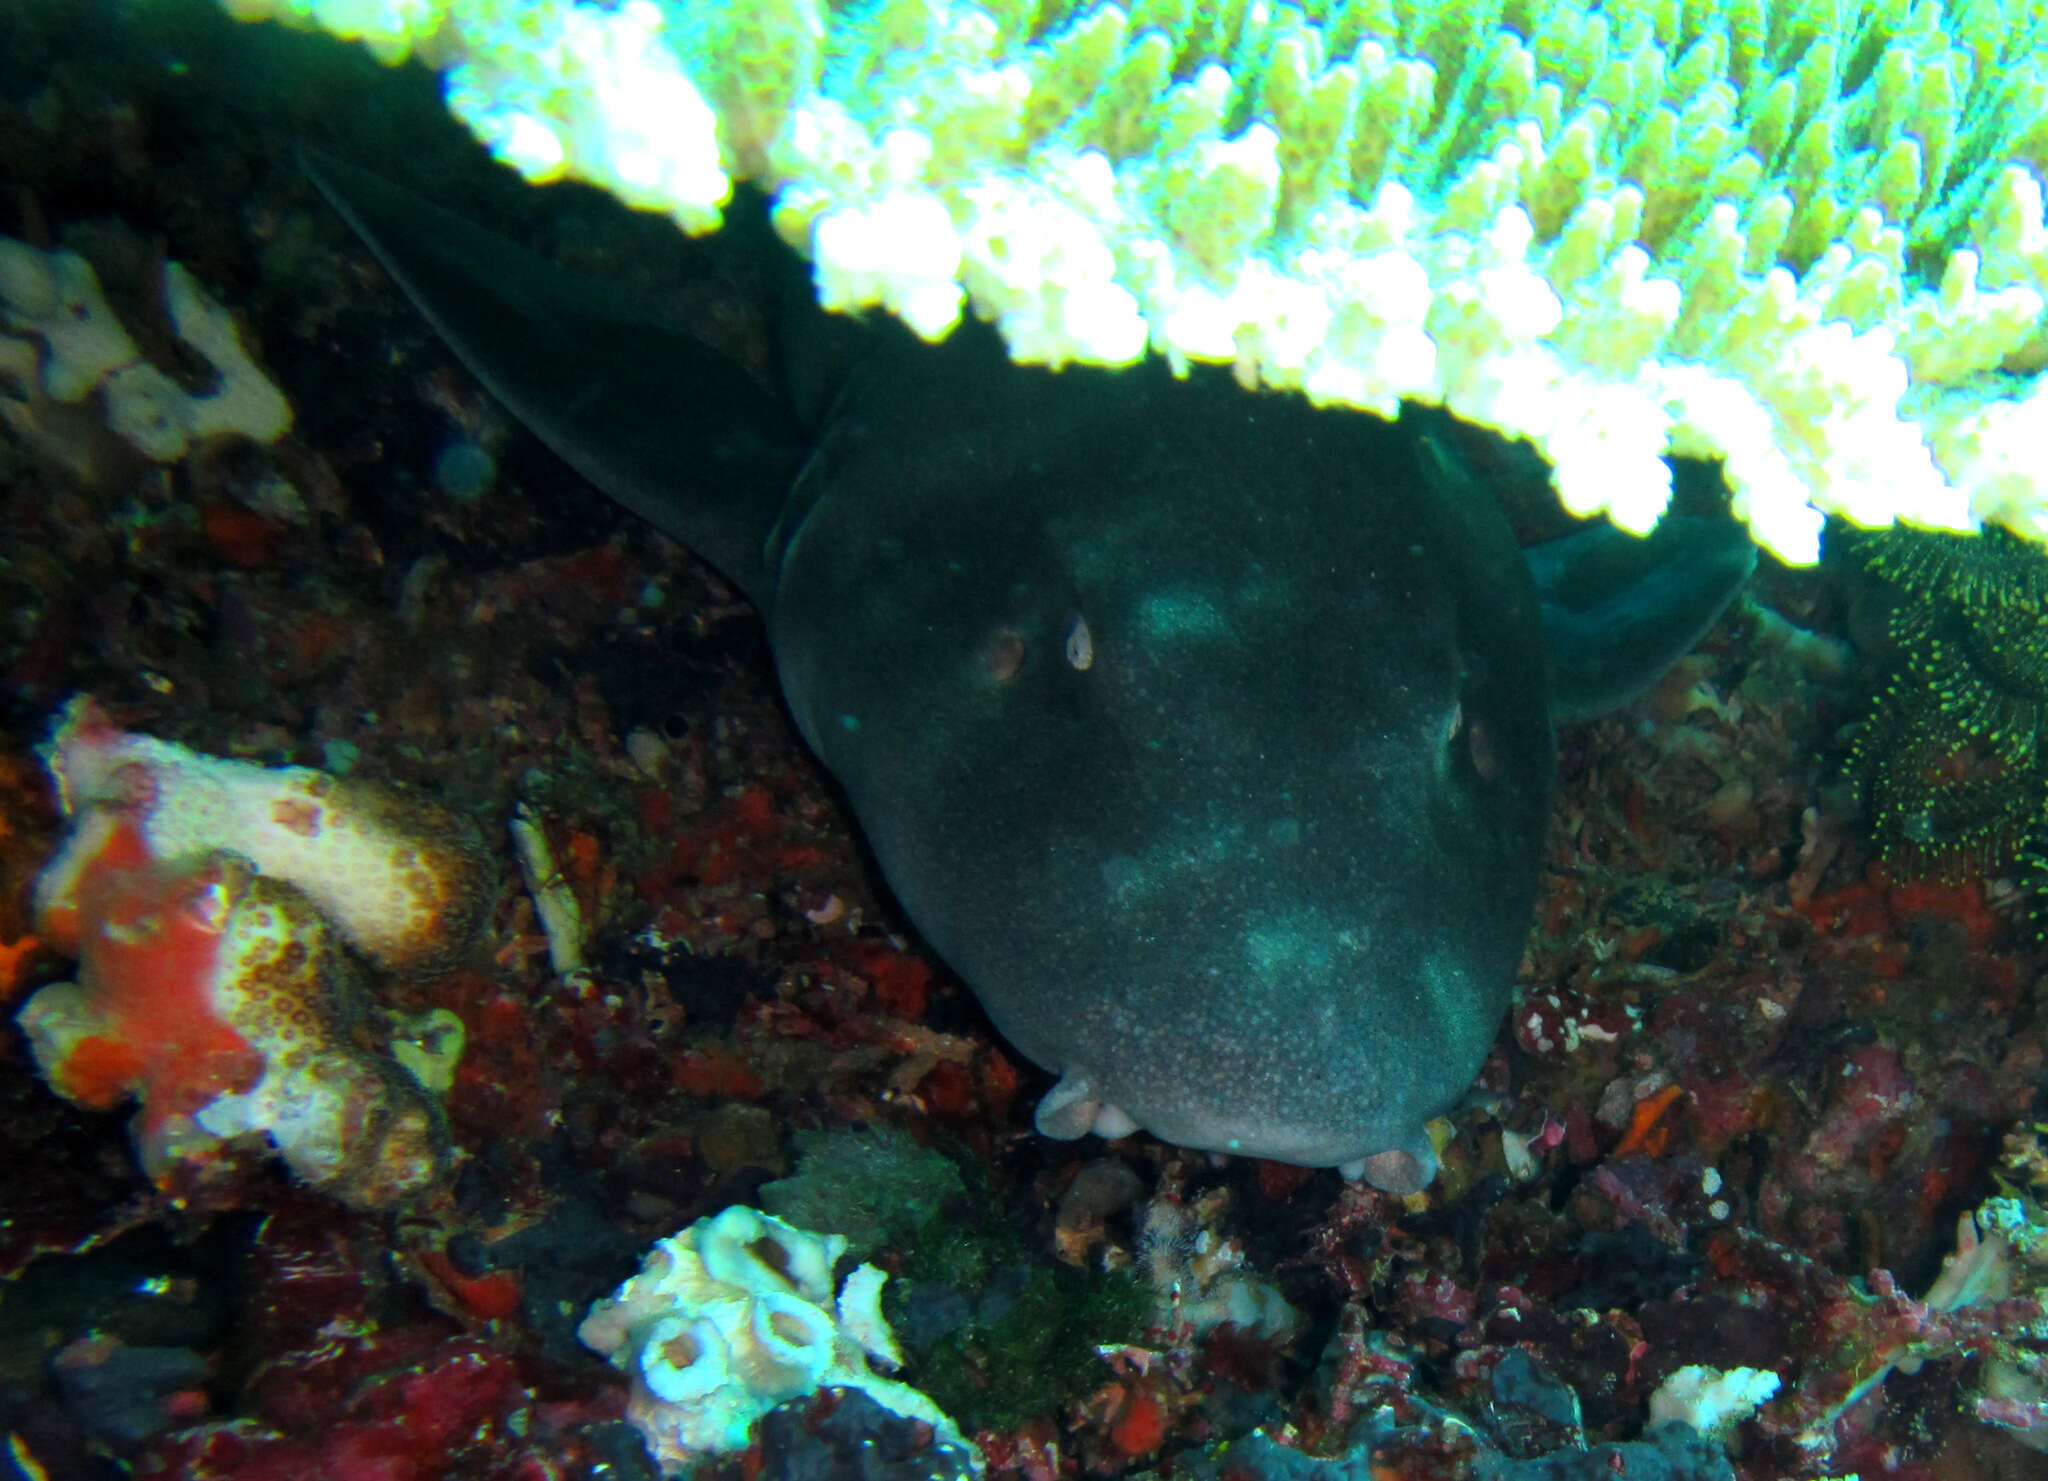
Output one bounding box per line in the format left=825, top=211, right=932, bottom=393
left=222, top=0, right=2048, bottom=564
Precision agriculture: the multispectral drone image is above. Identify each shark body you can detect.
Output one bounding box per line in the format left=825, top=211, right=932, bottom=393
left=311, top=158, right=1753, bottom=1191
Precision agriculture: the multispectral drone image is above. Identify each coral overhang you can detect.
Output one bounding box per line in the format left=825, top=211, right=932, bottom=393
left=218, top=0, right=2048, bottom=563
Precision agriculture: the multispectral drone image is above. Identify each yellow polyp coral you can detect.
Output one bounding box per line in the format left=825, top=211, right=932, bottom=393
left=219, top=0, right=2048, bottom=565
left=1847, top=526, right=2048, bottom=882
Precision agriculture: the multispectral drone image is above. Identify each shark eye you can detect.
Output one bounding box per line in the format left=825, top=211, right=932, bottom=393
left=1064, top=614, right=1094, bottom=670
left=982, top=628, right=1026, bottom=682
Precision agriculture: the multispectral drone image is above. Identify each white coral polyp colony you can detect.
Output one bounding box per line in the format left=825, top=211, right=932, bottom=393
left=578, top=1205, right=974, bottom=1476
left=222, top=0, right=2048, bottom=565
left=0, top=234, right=291, bottom=460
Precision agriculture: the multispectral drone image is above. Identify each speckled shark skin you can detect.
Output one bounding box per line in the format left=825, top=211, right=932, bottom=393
left=309, top=156, right=1752, bottom=1192
left=768, top=333, right=1554, bottom=1194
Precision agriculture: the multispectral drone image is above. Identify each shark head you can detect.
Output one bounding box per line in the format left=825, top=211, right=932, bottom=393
left=307, top=155, right=1751, bottom=1190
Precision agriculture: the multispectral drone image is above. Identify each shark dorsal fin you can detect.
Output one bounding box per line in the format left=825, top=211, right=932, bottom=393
left=304, top=153, right=810, bottom=603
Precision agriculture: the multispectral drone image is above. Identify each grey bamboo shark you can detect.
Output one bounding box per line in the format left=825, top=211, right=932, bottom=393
left=309, top=156, right=1753, bottom=1192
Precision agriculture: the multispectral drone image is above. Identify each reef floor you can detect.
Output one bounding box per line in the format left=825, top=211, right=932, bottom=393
left=3, top=4, right=2046, bottom=1480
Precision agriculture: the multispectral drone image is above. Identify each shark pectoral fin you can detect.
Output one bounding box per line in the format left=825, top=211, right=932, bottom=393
left=1034, top=1073, right=1138, bottom=1141
left=1091, top=1104, right=1141, bottom=1138
left=1525, top=514, right=1758, bottom=722
left=1033, top=1073, right=1096, bottom=1139
left=302, top=152, right=810, bottom=604
left=1340, top=1126, right=1441, bottom=1194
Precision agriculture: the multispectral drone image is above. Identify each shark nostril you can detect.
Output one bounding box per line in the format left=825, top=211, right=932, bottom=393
left=1468, top=715, right=1500, bottom=782
left=982, top=627, right=1026, bottom=681
left=1448, top=700, right=1501, bottom=783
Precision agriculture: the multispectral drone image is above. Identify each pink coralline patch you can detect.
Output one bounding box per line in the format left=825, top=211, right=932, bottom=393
left=1687, top=1072, right=1771, bottom=1147
left=110, top=1188, right=629, bottom=1479
left=1976, top=1393, right=2048, bottom=1438
left=1797, top=1043, right=1915, bottom=1185
left=268, top=796, right=323, bottom=837
left=845, top=941, right=934, bottom=1021
left=1510, top=983, right=1632, bottom=1064
left=1745, top=1253, right=2048, bottom=1453
left=25, top=824, right=265, bottom=1118
left=18, top=839, right=447, bottom=1207
left=1323, top=1305, right=1423, bottom=1429
left=1884, top=877, right=2001, bottom=954
left=1394, top=1270, right=1477, bottom=1329
left=1798, top=872, right=2005, bottom=976
left=34, top=696, right=489, bottom=972
left=142, top=1341, right=537, bottom=1481
left=1587, top=1159, right=1690, bottom=1247
left=14, top=697, right=482, bottom=1207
